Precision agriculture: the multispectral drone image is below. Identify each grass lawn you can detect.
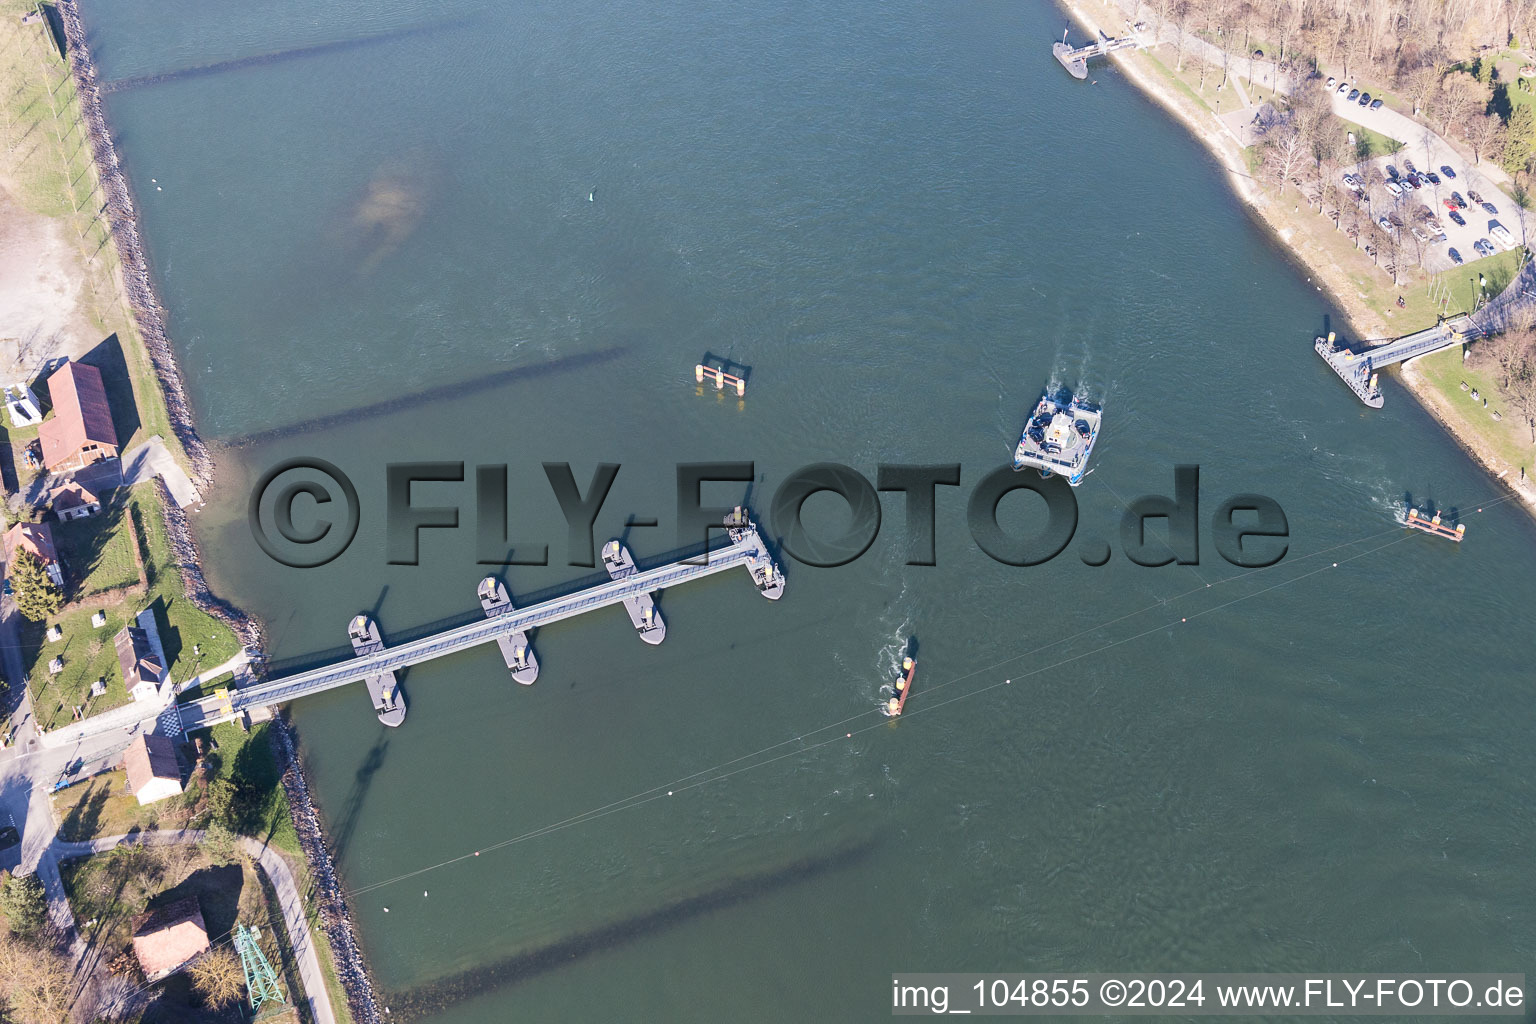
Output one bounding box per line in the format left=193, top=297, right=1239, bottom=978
left=1430, top=247, right=1528, bottom=316
left=1413, top=346, right=1536, bottom=476
left=1338, top=118, right=1398, bottom=160
left=197, top=721, right=301, bottom=856
left=52, top=721, right=300, bottom=857
left=25, top=484, right=240, bottom=733
left=54, top=500, right=142, bottom=597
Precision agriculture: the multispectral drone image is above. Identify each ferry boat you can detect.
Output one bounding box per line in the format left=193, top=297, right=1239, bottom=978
left=1405, top=507, right=1465, bottom=542
left=1013, top=388, right=1101, bottom=485
left=885, top=656, right=916, bottom=717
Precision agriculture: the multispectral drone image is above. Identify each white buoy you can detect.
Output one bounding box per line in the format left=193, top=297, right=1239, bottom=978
left=588, top=191, right=594, bottom=202
left=383, top=907, right=390, bottom=913
left=156, top=186, right=162, bottom=191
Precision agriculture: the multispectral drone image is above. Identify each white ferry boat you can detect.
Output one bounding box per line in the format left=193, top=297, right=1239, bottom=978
left=1012, top=388, right=1101, bottom=486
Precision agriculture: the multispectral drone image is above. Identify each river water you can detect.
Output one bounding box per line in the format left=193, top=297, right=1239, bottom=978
left=80, top=0, right=1536, bottom=1019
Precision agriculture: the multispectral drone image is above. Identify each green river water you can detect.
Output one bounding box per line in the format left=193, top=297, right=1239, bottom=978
left=76, top=0, right=1536, bottom=1018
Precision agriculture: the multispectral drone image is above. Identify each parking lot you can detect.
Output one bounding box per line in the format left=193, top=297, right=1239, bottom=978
left=1327, top=88, right=1527, bottom=275
left=1348, top=150, right=1520, bottom=273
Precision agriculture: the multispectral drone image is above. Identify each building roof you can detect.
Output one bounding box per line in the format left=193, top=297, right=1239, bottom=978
left=51, top=479, right=100, bottom=510
left=123, top=733, right=179, bottom=790
left=131, top=896, right=207, bottom=979
left=115, top=625, right=164, bottom=692
left=3, top=521, right=57, bottom=568
left=38, top=361, right=117, bottom=471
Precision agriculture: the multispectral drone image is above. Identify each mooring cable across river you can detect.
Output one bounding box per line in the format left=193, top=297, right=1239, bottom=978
left=339, top=489, right=1523, bottom=900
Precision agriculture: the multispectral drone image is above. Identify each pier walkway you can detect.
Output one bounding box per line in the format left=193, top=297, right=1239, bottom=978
left=1053, top=29, right=1144, bottom=79
left=178, top=521, right=783, bottom=729
left=1315, top=315, right=1482, bottom=408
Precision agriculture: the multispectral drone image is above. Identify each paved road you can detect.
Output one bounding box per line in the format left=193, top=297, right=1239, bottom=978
left=49, top=829, right=334, bottom=1024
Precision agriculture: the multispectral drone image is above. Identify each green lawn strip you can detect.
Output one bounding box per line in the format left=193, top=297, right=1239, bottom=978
left=1432, top=247, right=1527, bottom=316
left=25, top=486, right=238, bottom=732
left=196, top=722, right=301, bottom=856
left=55, top=502, right=141, bottom=596
left=1413, top=346, right=1536, bottom=475
left=1337, top=118, right=1398, bottom=160
left=1142, top=49, right=1217, bottom=116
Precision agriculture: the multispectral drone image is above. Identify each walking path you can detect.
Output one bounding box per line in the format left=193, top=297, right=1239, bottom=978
left=121, top=436, right=200, bottom=508
left=35, top=650, right=249, bottom=749
left=47, top=829, right=334, bottom=1024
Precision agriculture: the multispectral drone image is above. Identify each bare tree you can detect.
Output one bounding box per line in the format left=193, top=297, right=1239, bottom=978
left=1468, top=111, right=1508, bottom=163
left=189, top=946, right=247, bottom=1008
left=0, top=928, right=73, bottom=1024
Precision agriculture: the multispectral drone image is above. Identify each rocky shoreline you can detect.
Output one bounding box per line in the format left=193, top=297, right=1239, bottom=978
left=53, top=4, right=383, bottom=1020
left=270, top=717, right=387, bottom=1024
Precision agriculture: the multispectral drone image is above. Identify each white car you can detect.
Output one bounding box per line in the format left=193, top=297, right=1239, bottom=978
left=1384, top=180, right=1404, bottom=196
left=1378, top=216, right=1395, bottom=233
left=1490, top=223, right=1517, bottom=249
left=1337, top=82, right=1351, bottom=95
left=1327, top=76, right=1337, bottom=88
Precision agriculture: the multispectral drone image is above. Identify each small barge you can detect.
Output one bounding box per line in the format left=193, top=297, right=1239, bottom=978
left=1013, top=387, right=1101, bottom=486
left=885, top=656, right=917, bottom=717
left=1405, top=508, right=1465, bottom=542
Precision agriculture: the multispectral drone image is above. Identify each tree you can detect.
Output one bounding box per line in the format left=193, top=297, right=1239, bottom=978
left=1468, top=111, right=1508, bottom=163
left=0, top=929, right=72, bottom=1024
left=201, top=822, right=241, bottom=864
left=1508, top=348, right=1536, bottom=441
left=189, top=947, right=245, bottom=1008
left=9, top=552, right=60, bottom=622
left=0, top=874, right=47, bottom=936
left=1437, top=70, right=1492, bottom=137
left=1503, top=104, right=1536, bottom=172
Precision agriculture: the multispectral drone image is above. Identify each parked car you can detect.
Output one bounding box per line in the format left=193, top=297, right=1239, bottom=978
left=1451, top=191, right=1467, bottom=208
left=1378, top=215, right=1395, bottom=232
left=1468, top=189, right=1483, bottom=204
left=1403, top=159, right=1417, bottom=173
left=1424, top=171, right=1441, bottom=184
left=1449, top=209, right=1466, bottom=226
left=1482, top=201, right=1498, bottom=215
left=1385, top=180, right=1404, bottom=196
left=1359, top=91, right=1372, bottom=106
left=1410, top=226, right=1430, bottom=242
left=1443, top=198, right=1460, bottom=211
left=1448, top=247, right=1464, bottom=265
left=1385, top=164, right=1400, bottom=179
left=1404, top=175, right=1422, bottom=189
left=1474, top=238, right=1495, bottom=257
left=1347, top=88, right=1360, bottom=101
left=1327, top=76, right=1337, bottom=87
left=1370, top=98, right=1384, bottom=109
left=1337, top=82, right=1351, bottom=94
left=1440, top=165, right=1457, bottom=178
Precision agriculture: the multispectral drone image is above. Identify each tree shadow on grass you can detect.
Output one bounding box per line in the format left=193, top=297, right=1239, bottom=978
left=56, top=778, right=111, bottom=841
left=147, top=864, right=243, bottom=944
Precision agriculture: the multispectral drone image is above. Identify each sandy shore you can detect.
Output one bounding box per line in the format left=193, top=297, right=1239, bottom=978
left=1058, top=0, right=1536, bottom=519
